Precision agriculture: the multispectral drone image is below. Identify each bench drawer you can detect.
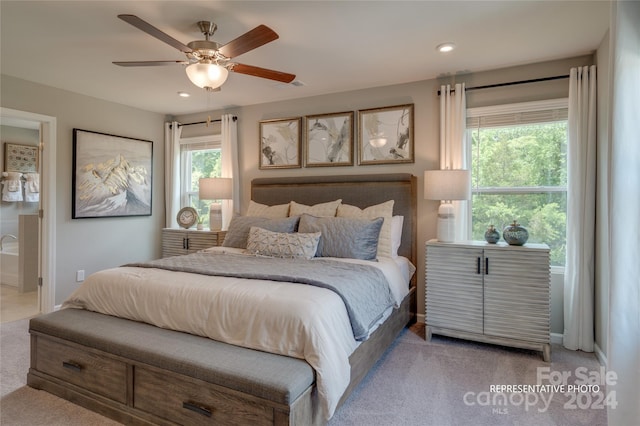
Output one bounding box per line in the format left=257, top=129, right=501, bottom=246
left=34, top=337, right=127, bottom=403
left=134, top=366, right=274, bottom=426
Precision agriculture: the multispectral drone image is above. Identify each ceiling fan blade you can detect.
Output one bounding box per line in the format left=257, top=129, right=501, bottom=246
left=231, top=63, right=295, bottom=83
left=218, top=25, right=279, bottom=59
left=113, top=60, right=188, bottom=67
left=118, top=14, right=192, bottom=54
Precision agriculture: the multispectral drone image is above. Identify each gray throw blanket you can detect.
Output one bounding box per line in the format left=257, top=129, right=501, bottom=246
left=125, top=252, right=394, bottom=341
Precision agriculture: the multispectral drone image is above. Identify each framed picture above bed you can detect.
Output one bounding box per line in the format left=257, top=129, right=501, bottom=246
left=259, top=117, right=302, bottom=169
left=358, top=104, right=414, bottom=165
left=72, top=128, right=153, bottom=219
left=304, top=111, right=354, bottom=167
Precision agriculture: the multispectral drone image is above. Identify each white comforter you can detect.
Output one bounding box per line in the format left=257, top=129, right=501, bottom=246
left=62, top=248, right=411, bottom=421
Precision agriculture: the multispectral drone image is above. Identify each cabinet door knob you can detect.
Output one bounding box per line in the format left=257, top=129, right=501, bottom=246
left=485, top=257, right=489, bottom=275
left=477, top=257, right=481, bottom=274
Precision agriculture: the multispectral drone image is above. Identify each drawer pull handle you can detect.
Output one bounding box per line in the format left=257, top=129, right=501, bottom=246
left=477, top=257, right=481, bottom=274
left=485, top=257, right=489, bottom=275
left=182, top=401, right=212, bottom=417
left=62, top=361, right=83, bottom=372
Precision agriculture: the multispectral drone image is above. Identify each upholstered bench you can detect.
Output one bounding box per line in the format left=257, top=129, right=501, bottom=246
left=28, top=308, right=316, bottom=426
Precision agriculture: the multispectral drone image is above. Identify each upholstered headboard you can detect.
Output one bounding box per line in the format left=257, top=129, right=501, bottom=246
left=251, top=174, right=417, bottom=267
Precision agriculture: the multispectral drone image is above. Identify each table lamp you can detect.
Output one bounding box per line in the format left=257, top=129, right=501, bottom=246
left=198, top=177, right=232, bottom=231
left=424, top=169, right=471, bottom=243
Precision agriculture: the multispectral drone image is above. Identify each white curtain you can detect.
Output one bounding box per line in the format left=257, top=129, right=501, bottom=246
left=220, top=114, right=239, bottom=230
left=439, top=83, right=470, bottom=239
left=164, top=121, right=182, bottom=228
left=563, top=65, right=597, bottom=352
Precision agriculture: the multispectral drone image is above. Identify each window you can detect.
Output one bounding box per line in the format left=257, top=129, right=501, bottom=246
left=467, top=99, right=568, bottom=267
left=180, top=135, right=222, bottom=228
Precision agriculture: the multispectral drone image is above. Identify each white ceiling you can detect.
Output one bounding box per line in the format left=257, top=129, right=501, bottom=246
left=1, top=1, right=609, bottom=116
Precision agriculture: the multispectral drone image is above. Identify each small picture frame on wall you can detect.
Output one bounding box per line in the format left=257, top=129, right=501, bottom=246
left=72, top=128, right=153, bottom=219
left=358, top=104, right=414, bottom=165
left=259, top=117, right=302, bottom=169
left=305, top=111, right=354, bottom=167
left=4, top=143, right=39, bottom=173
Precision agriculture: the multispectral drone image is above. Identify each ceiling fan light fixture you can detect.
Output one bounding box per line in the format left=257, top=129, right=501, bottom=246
left=185, top=62, right=229, bottom=90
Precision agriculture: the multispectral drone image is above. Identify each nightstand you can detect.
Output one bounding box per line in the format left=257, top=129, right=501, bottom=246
left=161, top=228, right=226, bottom=258
left=425, top=240, right=551, bottom=361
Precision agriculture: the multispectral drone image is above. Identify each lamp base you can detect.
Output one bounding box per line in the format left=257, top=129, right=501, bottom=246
left=436, top=202, right=456, bottom=243
left=209, top=203, right=222, bottom=231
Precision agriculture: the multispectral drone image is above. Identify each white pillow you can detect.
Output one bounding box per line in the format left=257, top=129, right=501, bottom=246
left=245, top=227, right=321, bottom=259
left=246, top=200, right=290, bottom=218
left=391, top=215, right=404, bottom=257
left=337, top=200, right=394, bottom=258
left=289, top=199, right=342, bottom=217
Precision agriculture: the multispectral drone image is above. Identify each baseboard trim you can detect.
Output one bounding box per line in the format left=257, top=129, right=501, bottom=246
left=550, top=332, right=563, bottom=345
left=594, top=342, right=607, bottom=367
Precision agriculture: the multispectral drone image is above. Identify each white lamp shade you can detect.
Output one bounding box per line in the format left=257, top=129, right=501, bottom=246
left=186, top=63, right=229, bottom=90
left=424, top=169, right=471, bottom=201
left=199, top=177, right=232, bottom=200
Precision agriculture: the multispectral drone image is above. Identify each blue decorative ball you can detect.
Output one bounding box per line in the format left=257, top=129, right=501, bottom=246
left=503, top=221, right=529, bottom=246
left=484, top=225, right=500, bottom=244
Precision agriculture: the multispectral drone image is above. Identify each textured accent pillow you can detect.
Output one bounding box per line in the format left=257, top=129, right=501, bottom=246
left=245, top=227, right=321, bottom=259
left=298, top=214, right=383, bottom=260
left=337, top=200, right=394, bottom=258
left=246, top=200, right=290, bottom=218
left=222, top=216, right=299, bottom=249
left=289, top=199, right=342, bottom=217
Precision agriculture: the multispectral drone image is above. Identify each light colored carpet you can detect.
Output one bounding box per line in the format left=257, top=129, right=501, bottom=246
left=1, top=317, right=607, bottom=425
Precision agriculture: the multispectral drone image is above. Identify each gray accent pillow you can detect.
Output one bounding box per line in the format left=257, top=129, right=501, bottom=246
left=245, top=227, right=321, bottom=259
left=222, top=216, right=300, bottom=249
left=298, top=214, right=383, bottom=260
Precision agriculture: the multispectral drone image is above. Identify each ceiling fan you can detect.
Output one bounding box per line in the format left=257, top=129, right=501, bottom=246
left=113, top=14, right=296, bottom=91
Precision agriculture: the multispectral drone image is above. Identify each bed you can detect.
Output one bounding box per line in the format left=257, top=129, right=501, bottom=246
left=28, top=173, right=417, bottom=425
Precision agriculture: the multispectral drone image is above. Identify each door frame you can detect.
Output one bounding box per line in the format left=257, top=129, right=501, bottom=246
left=1, top=107, right=56, bottom=313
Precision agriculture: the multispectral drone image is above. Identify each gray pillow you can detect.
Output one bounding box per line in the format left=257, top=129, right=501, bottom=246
left=298, top=214, right=383, bottom=260
left=222, top=216, right=300, bottom=249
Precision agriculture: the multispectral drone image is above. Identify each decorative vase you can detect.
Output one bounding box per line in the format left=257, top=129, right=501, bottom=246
left=196, top=223, right=204, bottom=231
left=503, top=221, right=529, bottom=246
left=484, top=225, right=500, bottom=244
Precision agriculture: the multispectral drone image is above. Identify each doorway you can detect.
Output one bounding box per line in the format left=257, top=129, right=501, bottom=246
left=0, top=108, right=56, bottom=322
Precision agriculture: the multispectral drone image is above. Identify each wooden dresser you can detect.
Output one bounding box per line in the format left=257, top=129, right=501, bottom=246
left=425, top=240, right=551, bottom=361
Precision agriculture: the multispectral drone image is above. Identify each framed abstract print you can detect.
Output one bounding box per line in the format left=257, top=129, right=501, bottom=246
left=358, top=104, right=414, bottom=165
left=259, top=117, right=302, bottom=169
left=305, top=111, right=354, bottom=167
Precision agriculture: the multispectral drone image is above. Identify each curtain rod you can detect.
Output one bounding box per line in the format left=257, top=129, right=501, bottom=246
left=170, top=115, right=237, bottom=129
left=437, top=74, right=570, bottom=95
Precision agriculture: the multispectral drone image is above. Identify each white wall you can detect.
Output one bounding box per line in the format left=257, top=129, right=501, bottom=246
left=0, top=75, right=166, bottom=304
left=607, top=1, right=640, bottom=424
left=175, top=55, right=593, bottom=332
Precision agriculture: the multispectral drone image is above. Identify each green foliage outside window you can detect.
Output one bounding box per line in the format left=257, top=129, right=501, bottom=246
left=470, top=122, right=567, bottom=266
left=188, top=149, right=222, bottom=228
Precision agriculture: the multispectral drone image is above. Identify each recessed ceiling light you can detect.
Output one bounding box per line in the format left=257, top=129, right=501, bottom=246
left=177, top=92, right=190, bottom=98
left=436, top=43, right=456, bottom=53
